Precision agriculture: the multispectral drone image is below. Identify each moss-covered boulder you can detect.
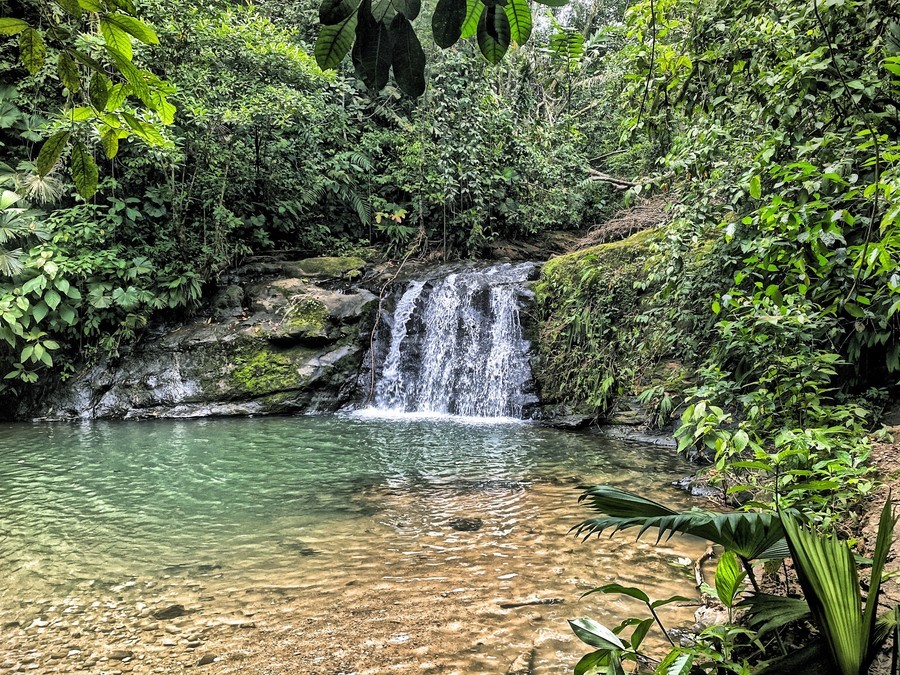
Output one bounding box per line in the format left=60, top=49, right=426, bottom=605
left=23, top=275, right=378, bottom=420
left=283, top=256, right=366, bottom=280
left=535, top=228, right=676, bottom=421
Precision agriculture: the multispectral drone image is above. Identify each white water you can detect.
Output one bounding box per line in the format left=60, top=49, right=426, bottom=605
left=369, top=263, right=537, bottom=419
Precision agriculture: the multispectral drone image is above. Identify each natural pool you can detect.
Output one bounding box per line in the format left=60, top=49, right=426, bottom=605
left=0, top=415, right=707, bottom=673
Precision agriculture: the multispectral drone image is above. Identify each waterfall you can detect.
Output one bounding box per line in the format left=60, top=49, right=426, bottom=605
left=368, top=263, right=538, bottom=419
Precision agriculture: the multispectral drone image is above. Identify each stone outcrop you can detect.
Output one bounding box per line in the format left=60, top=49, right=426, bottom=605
left=20, top=257, right=377, bottom=420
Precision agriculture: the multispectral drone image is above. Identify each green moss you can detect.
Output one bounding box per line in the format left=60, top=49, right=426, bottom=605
left=284, top=297, right=329, bottom=335
left=231, top=347, right=301, bottom=395
left=534, top=228, right=665, bottom=415
left=287, top=256, right=366, bottom=279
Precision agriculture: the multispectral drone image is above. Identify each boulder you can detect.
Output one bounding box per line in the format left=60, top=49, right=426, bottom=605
left=21, top=272, right=378, bottom=420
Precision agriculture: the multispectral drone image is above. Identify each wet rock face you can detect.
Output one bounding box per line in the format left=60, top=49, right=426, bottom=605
left=19, top=259, right=378, bottom=420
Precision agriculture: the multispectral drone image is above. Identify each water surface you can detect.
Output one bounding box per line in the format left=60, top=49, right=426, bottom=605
left=0, top=415, right=706, bottom=673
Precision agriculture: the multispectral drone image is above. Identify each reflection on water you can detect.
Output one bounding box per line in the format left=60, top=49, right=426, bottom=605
left=0, top=415, right=707, bottom=673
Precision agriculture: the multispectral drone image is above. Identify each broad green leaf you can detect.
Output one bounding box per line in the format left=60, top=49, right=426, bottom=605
left=476, top=3, right=510, bottom=65
left=575, top=485, right=787, bottom=560
left=106, top=49, right=150, bottom=105
left=44, top=289, right=61, bottom=311
left=650, top=595, right=695, bottom=609
left=863, top=500, right=897, bottom=645
left=149, top=91, right=176, bottom=125
left=106, top=14, right=159, bottom=44
left=99, top=126, right=120, bottom=159
left=68, top=47, right=103, bottom=72
left=582, top=583, right=649, bottom=604
left=0, top=189, right=19, bottom=210
left=107, top=0, right=137, bottom=13
left=21, top=275, right=46, bottom=295
left=532, top=0, right=567, bottom=6
left=0, top=18, right=28, bottom=35
left=106, top=83, right=130, bottom=110
left=120, top=112, right=166, bottom=145
left=58, top=305, right=76, bottom=324
left=503, top=0, right=531, bottom=45
left=89, top=72, right=110, bottom=110
left=372, top=0, right=420, bottom=22
left=782, top=513, right=864, bottom=675
left=432, top=0, right=467, bottom=48
left=32, top=301, right=49, bottom=323
left=36, top=131, right=71, bottom=176
left=320, top=0, right=361, bottom=25
left=19, top=27, right=46, bottom=74
left=100, top=16, right=133, bottom=60
left=713, top=551, right=746, bottom=608
left=70, top=142, right=99, bottom=199
left=315, top=13, right=358, bottom=70
left=628, top=617, right=654, bottom=650
left=663, top=652, right=694, bottom=675
left=56, top=0, right=83, bottom=16
left=574, top=650, right=610, bottom=675
left=390, top=15, right=425, bottom=97
left=351, top=3, right=392, bottom=91
left=57, top=52, right=81, bottom=92
left=568, top=617, right=626, bottom=651
left=739, top=593, right=811, bottom=636
left=65, top=106, right=94, bottom=122
left=76, top=0, right=104, bottom=10
left=460, top=0, right=484, bottom=39
left=749, top=174, right=761, bottom=199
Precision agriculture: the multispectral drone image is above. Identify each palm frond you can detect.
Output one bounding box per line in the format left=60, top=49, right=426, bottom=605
left=738, top=593, right=810, bottom=636
left=782, top=515, right=864, bottom=675
left=0, top=247, right=23, bottom=277
left=574, top=485, right=787, bottom=560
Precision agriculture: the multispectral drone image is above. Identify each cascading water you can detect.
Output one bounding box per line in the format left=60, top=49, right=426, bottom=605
left=368, top=263, right=538, bottom=419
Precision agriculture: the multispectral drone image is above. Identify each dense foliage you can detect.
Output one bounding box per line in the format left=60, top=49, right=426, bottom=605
left=2, top=0, right=900, bottom=671
left=0, top=0, right=611, bottom=394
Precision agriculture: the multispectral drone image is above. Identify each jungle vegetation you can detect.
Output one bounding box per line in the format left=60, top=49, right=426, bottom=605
left=2, top=0, right=900, bottom=671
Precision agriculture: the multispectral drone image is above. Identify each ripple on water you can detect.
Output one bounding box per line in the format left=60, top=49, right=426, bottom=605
left=0, top=415, right=707, bottom=673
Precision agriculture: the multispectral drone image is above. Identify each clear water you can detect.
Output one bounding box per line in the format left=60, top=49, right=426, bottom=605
left=0, top=416, right=706, bottom=673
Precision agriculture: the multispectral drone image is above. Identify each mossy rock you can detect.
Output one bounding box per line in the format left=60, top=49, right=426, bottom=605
left=284, top=256, right=366, bottom=280
left=279, top=297, right=330, bottom=342
left=230, top=347, right=305, bottom=396
left=534, top=228, right=664, bottom=415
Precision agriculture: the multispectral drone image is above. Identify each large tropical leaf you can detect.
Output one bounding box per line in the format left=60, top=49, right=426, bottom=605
left=574, top=486, right=787, bottom=560
left=739, top=593, right=811, bottom=636
left=320, top=0, right=361, bottom=25
left=431, top=0, right=466, bottom=48
left=390, top=15, right=425, bottom=97
left=782, top=515, right=864, bottom=675
left=459, top=0, right=484, bottom=39
left=315, top=13, right=358, bottom=70
left=503, top=0, right=531, bottom=45
left=476, top=3, right=510, bottom=65
left=351, top=0, right=392, bottom=91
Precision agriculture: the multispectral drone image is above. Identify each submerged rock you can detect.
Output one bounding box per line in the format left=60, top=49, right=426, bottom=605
left=19, top=259, right=377, bottom=420
left=152, top=604, right=190, bottom=620
left=448, top=517, right=483, bottom=532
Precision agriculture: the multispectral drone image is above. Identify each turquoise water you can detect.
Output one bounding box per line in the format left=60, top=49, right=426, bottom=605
left=0, top=415, right=705, bottom=672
